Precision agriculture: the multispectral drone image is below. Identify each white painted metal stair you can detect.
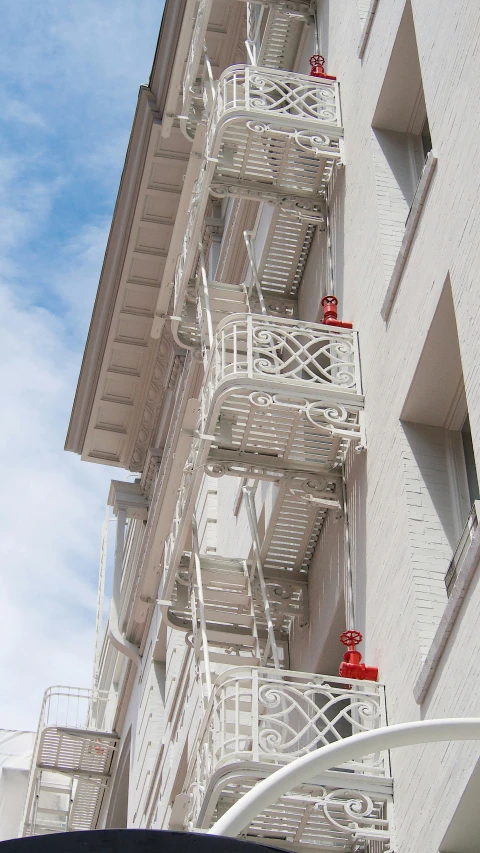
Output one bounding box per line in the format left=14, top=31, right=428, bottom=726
left=21, top=687, right=117, bottom=837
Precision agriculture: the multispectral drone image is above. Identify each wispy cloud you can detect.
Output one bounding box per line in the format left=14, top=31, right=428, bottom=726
left=0, top=0, right=163, bottom=730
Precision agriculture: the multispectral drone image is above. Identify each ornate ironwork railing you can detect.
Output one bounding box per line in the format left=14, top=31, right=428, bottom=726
left=204, top=313, right=360, bottom=395
left=199, top=315, right=364, bottom=460
left=189, top=666, right=386, bottom=779
left=211, top=64, right=341, bottom=138
left=185, top=667, right=391, bottom=849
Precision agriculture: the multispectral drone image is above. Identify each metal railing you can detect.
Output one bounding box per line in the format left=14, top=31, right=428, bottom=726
left=185, top=666, right=390, bottom=845
left=204, top=313, right=361, bottom=397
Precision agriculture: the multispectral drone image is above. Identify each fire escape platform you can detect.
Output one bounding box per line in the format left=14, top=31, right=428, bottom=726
left=200, top=314, right=364, bottom=471
left=185, top=666, right=392, bottom=850
left=174, top=66, right=342, bottom=319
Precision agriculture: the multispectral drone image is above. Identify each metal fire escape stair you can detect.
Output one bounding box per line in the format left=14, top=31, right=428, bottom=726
left=194, top=559, right=263, bottom=667
left=21, top=688, right=117, bottom=837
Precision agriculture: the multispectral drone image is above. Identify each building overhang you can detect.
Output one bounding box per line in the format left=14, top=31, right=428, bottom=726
left=65, top=0, right=190, bottom=472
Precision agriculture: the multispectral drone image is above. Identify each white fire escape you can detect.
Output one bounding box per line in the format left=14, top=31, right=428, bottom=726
left=21, top=687, right=117, bottom=836
left=158, top=2, right=393, bottom=848
left=23, top=1, right=394, bottom=848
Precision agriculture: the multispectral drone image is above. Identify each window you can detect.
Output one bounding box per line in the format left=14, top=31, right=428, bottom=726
left=400, top=279, right=478, bottom=655
left=371, top=2, right=432, bottom=282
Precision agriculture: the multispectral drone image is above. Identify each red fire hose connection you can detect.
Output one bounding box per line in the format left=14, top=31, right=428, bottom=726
left=309, top=55, right=337, bottom=80
left=339, top=630, right=378, bottom=681
left=321, top=296, right=353, bottom=329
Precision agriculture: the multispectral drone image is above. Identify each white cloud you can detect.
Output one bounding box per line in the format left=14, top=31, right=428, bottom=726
left=0, top=0, right=164, bottom=730
left=0, top=285, right=122, bottom=730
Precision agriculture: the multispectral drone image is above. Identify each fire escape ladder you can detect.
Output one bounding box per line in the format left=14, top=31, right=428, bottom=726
left=190, top=542, right=264, bottom=685
left=243, top=485, right=281, bottom=668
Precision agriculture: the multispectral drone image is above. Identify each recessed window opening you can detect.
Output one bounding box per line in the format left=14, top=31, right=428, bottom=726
left=371, top=1, right=432, bottom=281
left=400, top=279, right=478, bottom=650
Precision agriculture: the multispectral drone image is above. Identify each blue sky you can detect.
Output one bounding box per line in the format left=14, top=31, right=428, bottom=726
left=0, top=1, right=164, bottom=730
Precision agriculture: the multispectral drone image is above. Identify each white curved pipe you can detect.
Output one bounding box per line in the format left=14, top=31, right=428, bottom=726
left=209, top=718, right=480, bottom=837
left=108, top=508, right=141, bottom=667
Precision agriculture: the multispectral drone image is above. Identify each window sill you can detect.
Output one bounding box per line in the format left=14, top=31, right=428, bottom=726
left=358, top=0, right=379, bottom=59
left=413, top=500, right=480, bottom=704
left=381, top=152, right=437, bottom=321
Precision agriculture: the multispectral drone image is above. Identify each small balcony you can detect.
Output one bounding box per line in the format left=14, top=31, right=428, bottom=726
left=201, top=314, right=364, bottom=470
left=174, top=65, right=341, bottom=317
left=22, top=687, right=117, bottom=836
left=207, top=65, right=342, bottom=196
left=184, top=666, right=392, bottom=850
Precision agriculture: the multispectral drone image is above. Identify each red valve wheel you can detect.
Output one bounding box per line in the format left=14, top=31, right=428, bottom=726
left=310, top=54, right=325, bottom=68
left=340, top=630, right=363, bottom=647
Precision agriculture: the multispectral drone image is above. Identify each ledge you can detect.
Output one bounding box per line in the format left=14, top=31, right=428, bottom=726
left=381, top=152, right=437, bottom=322
left=358, top=0, right=379, bottom=59
left=414, top=521, right=480, bottom=704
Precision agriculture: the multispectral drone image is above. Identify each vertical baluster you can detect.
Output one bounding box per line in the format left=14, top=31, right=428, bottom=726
left=247, top=314, right=253, bottom=379
left=221, top=325, right=226, bottom=381
left=192, top=516, right=212, bottom=702
left=235, top=676, right=240, bottom=757
left=233, top=320, right=237, bottom=373
left=252, top=669, right=259, bottom=763
left=353, top=330, right=362, bottom=395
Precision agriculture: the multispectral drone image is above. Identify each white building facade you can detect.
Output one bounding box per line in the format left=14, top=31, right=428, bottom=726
left=17, top=1, right=480, bottom=851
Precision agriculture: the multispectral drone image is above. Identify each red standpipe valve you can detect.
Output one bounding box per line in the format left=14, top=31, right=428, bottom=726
left=309, top=55, right=337, bottom=80
left=338, top=630, right=378, bottom=681
left=321, top=296, right=353, bottom=329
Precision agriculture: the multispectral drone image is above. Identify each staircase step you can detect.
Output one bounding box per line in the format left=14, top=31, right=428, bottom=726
left=206, top=628, right=256, bottom=646
left=203, top=589, right=251, bottom=606
left=39, top=784, right=72, bottom=795
left=208, top=652, right=261, bottom=665
left=36, top=807, right=70, bottom=816
left=204, top=607, right=254, bottom=627
left=201, top=569, right=249, bottom=587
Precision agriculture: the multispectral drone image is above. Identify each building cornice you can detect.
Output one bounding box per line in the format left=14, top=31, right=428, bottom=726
left=65, top=90, right=158, bottom=458
left=65, top=0, right=190, bottom=470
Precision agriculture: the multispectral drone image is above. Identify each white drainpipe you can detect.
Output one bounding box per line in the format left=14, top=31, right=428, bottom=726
left=108, top=508, right=141, bottom=667
left=209, top=718, right=480, bottom=837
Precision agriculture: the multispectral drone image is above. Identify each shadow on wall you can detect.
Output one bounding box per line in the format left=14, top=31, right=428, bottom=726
left=290, top=510, right=345, bottom=676
left=298, top=168, right=346, bottom=323
left=345, top=447, right=367, bottom=641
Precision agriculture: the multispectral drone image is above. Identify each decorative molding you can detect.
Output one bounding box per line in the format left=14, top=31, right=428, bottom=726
left=130, top=327, right=177, bottom=472
left=140, top=448, right=164, bottom=500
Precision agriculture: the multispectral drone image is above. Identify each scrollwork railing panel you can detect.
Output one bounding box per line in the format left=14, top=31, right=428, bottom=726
left=212, top=66, right=341, bottom=137
left=186, top=667, right=390, bottom=846
left=200, top=315, right=362, bottom=437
